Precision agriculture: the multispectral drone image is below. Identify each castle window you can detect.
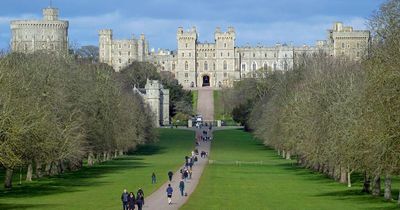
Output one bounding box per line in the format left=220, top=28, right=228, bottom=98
left=189, top=53, right=191, bottom=57
left=204, top=61, right=208, bottom=71
left=265, top=53, right=267, bottom=57
left=172, top=63, right=176, bottom=70
left=182, top=53, right=184, bottom=57
left=224, top=73, right=227, bottom=78
left=224, top=43, right=227, bottom=48
left=228, top=52, right=230, bottom=57
left=162, top=66, right=165, bottom=71
left=119, top=59, right=122, bottom=64
left=119, top=44, right=121, bottom=49
left=223, top=61, right=227, bottom=70
left=252, top=62, right=257, bottom=71
left=128, top=51, right=131, bottom=56
left=347, top=44, right=350, bottom=48
left=119, top=51, right=122, bottom=56
left=273, top=63, right=277, bottom=71
left=241, top=63, right=246, bottom=71
left=213, top=63, right=216, bottom=70
left=264, top=63, right=268, bottom=70
left=221, top=52, right=223, bottom=57
left=185, top=61, right=188, bottom=70
left=342, top=43, right=345, bottom=48
left=253, top=53, right=255, bottom=57
left=185, top=73, right=188, bottom=78
left=185, top=43, right=188, bottom=48
left=285, top=54, right=287, bottom=58
left=213, top=53, right=216, bottom=57
left=205, top=53, right=207, bottom=58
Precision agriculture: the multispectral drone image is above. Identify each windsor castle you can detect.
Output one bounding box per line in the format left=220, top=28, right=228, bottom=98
left=10, top=7, right=371, bottom=89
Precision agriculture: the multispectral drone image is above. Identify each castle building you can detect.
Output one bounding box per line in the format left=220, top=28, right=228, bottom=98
left=10, top=7, right=69, bottom=53
left=99, top=22, right=370, bottom=89
left=134, top=80, right=170, bottom=127
left=99, top=30, right=149, bottom=72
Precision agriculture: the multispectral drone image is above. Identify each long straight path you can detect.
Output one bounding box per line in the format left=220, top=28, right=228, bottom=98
left=197, top=87, right=214, bottom=121
left=143, top=128, right=211, bottom=210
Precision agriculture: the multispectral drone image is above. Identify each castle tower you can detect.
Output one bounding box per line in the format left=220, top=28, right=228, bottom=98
left=43, top=7, right=59, bottom=21
left=160, top=89, right=170, bottom=125
left=177, top=27, right=198, bottom=88
left=145, top=79, right=161, bottom=127
left=138, top=33, right=148, bottom=62
left=10, top=7, right=68, bottom=53
left=214, top=27, right=236, bottom=87
left=99, top=29, right=113, bottom=64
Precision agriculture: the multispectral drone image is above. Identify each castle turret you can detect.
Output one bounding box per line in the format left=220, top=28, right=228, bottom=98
left=43, top=8, right=59, bottom=21
left=177, top=27, right=198, bottom=88
left=145, top=79, right=161, bottom=127
left=99, top=29, right=113, bottom=64
left=214, top=27, right=235, bottom=87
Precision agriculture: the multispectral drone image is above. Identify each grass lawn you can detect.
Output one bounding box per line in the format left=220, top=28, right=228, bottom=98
left=0, top=129, right=195, bottom=210
left=181, top=129, right=399, bottom=210
left=192, top=90, right=198, bottom=113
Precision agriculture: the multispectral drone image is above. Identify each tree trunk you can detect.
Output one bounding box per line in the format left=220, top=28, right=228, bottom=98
left=282, top=150, right=286, bottom=159
left=339, top=166, right=347, bottom=183
left=362, top=173, right=371, bottom=193
left=50, top=162, right=59, bottom=176
left=347, top=172, right=352, bottom=187
left=4, top=168, right=13, bottom=189
left=35, top=160, right=43, bottom=178
left=119, top=149, right=124, bottom=156
left=286, top=151, right=291, bottom=160
left=103, top=151, right=107, bottom=162
left=277, top=149, right=281, bottom=156
left=26, top=163, right=33, bottom=182
left=384, top=175, right=392, bottom=201
left=44, top=163, right=52, bottom=176
left=59, top=160, right=67, bottom=173
left=114, top=150, right=118, bottom=158
left=88, top=152, right=94, bottom=166
left=372, top=175, right=381, bottom=196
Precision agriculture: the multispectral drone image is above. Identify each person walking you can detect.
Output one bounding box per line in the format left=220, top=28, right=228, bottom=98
left=179, top=179, right=185, bottom=196
left=166, top=184, right=173, bottom=205
left=151, top=172, right=156, bottom=184
left=168, top=171, right=173, bottom=182
left=183, top=169, right=189, bottom=181
left=136, top=196, right=143, bottom=210
left=121, top=189, right=129, bottom=210
left=128, top=192, right=136, bottom=210
left=137, top=188, right=144, bottom=205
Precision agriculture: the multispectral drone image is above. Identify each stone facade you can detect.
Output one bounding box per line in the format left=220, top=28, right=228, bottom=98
left=134, top=79, right=170, bottom=127
left=10, top=7, right=69, bottom=53
left=100, top=22, right=370, bottom=88
left=98, top=30, right=149, bottom=72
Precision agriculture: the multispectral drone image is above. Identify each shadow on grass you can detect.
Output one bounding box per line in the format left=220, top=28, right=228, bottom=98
left=0, top=203, right=60, bottom=210
left=129, top=144, right=166, bottom=156
left=0, top=144, right=166, bottom=199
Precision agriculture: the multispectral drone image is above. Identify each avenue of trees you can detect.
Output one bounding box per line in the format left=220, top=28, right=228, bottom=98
left=223, top=0, right=400, bottom=203
left=0, top=52, right=157, bottom=189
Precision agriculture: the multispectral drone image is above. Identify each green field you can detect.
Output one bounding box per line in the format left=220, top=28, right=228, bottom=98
left=0, top=129, right=194, bottom=210
left=182, top=129, right=399, bottom=210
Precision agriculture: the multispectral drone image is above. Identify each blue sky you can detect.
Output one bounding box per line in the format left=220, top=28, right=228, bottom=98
left=0, top=0, right=385, bottom=50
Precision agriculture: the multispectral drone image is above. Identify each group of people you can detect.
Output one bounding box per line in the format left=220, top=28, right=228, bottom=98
left=121, top=188, right=144, bottom=210
left=121, top=127, right=211, bottom=208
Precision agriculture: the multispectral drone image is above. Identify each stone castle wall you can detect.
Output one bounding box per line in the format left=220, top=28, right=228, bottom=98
left=10, top=8, right=68, bottom=53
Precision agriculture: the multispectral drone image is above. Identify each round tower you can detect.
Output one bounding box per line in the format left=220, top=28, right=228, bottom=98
left=43, top=8, right=59, bottom=21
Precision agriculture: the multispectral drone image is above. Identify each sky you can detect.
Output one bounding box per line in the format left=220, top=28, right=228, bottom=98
left=0, top=0, right=385, bottom=51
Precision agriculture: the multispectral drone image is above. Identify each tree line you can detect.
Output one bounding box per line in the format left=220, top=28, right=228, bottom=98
left=222, top=0, right=400, bottom=204
left=0, top=52, right=157, bottom=189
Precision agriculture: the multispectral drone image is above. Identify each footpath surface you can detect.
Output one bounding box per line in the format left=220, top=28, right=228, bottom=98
left=143, top=128, right=211, bottom=210
left=144, top=88, right=215, bottom=210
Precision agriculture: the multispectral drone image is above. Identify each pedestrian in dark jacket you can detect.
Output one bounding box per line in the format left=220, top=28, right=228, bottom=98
left=179, top=179, right=185, bottom=196
left=121, top=189, right=129, bottom=210
left=136, top=197, right=143, bottom=210
left=137, top=188, right=144, bottom=205
left=168, top=171, right=173, bottom=181
left=151, top=172, right=156, bottom=184
left=128, top=192, right=136, bottom=210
